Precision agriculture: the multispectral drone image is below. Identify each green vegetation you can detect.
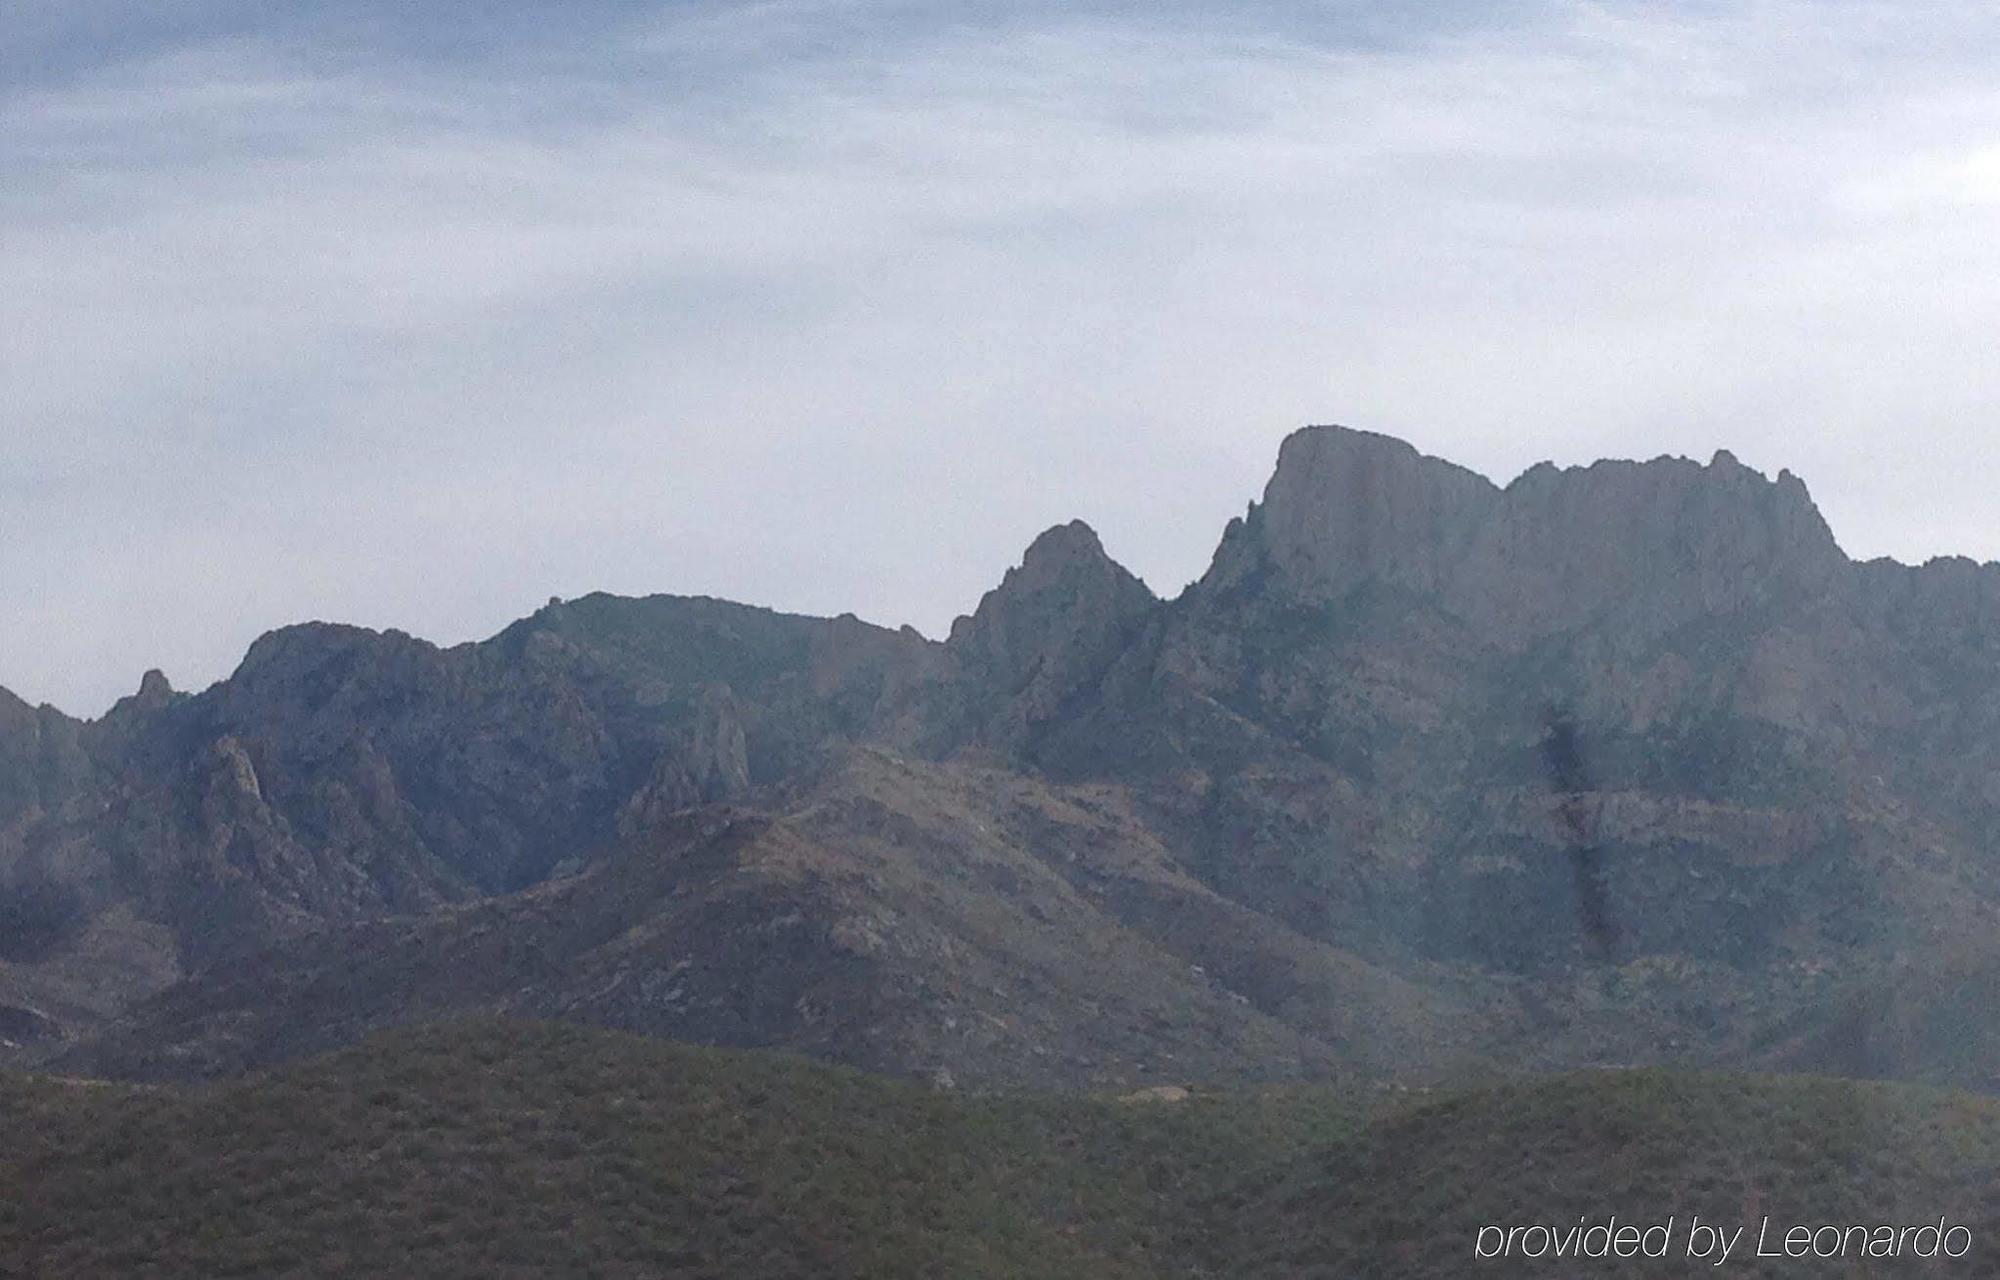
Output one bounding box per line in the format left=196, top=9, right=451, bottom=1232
left=0, top=1020, right=1356, bottom=1279
left=1219, top=1070, right=2000, bottom=1278
left=5, top=1021, right=1997, bottom=1278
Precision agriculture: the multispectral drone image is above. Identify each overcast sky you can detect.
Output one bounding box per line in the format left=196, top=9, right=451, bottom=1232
left=6, top=0, right=1999, bottom=716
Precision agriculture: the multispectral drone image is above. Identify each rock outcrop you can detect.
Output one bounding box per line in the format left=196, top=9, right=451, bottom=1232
left=1204, top=427, right=1847, bottom=639
left=947, top=520, right=1157, bottom=753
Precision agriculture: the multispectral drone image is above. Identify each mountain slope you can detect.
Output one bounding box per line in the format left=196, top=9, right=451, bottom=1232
left=57, top=749, right=1480, bottom=1088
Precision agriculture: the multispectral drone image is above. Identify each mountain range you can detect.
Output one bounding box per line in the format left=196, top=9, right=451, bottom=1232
left=6, top=425, right=2000, bottom=1091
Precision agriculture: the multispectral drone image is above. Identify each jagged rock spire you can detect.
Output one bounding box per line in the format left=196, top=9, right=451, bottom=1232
left=948, top=520, right=1157, bottom=749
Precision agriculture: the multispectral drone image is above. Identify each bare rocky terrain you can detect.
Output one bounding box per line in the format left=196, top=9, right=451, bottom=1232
left=8, top=425, right=2000, bottom=1090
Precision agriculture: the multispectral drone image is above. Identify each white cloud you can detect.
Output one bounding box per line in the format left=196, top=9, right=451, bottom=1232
left=5, top=0, right=2000, bottom=713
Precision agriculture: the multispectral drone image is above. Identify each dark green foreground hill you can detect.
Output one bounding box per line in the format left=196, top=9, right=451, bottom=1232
left=5, top=1021, right=1998, bottom=1279
left=1, top=1020, right=1352, bottom=1279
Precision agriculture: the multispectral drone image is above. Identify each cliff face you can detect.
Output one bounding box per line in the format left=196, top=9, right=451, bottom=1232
left=946, top=520, right=1158, bottom=753
left=1202, top=427, right=1846, bottom=638
left=12, top=425, right=2000, bottom=1091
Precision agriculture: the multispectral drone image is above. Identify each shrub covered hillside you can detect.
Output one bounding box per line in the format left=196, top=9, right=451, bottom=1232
left=5, top=1019, right=1999, bottom=1278
left=1213, top=1071, right=2000, bottom=1278
left=0, top=1020, right=1355, bottom=1279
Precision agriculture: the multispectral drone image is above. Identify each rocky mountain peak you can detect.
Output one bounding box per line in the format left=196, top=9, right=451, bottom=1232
left=121, top=669, right=178, bottom=717
left=947, top=521, right=1157, bottom=751
left=94, top=668, right=183, bottom=739
left=1198, top=425, right=1499, bottom=601
left=221, top=624, right=446, bottom=726
left=949, top=523, right=1153, bottom=658
left=1475, top=447, right=1848, bottom=631
left=1022, top=518, right=1117, bottom=568
left=234, top=622, right=431, bottom=675
left=1197, top=427, right=1848, bottom=637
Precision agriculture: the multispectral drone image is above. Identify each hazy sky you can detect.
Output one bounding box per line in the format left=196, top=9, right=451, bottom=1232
left=6, top=0, right=1999, bottom=715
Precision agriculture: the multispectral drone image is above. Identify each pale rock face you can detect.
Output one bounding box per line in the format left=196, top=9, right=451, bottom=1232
left=1205, top=425, right=1848, bottom=643
left=1227, top=426, right=1496, bottom=601
left=947, top=520, right=1156, bottom=752
left=618, top=686, right=753, bottom=837
left=204, top=737, right=266, bottom=811
left=1465, top=450, right=1846, bottom=638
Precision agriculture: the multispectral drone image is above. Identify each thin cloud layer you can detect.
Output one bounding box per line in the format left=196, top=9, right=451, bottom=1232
left=5, top=0, right=1999, bottom=714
